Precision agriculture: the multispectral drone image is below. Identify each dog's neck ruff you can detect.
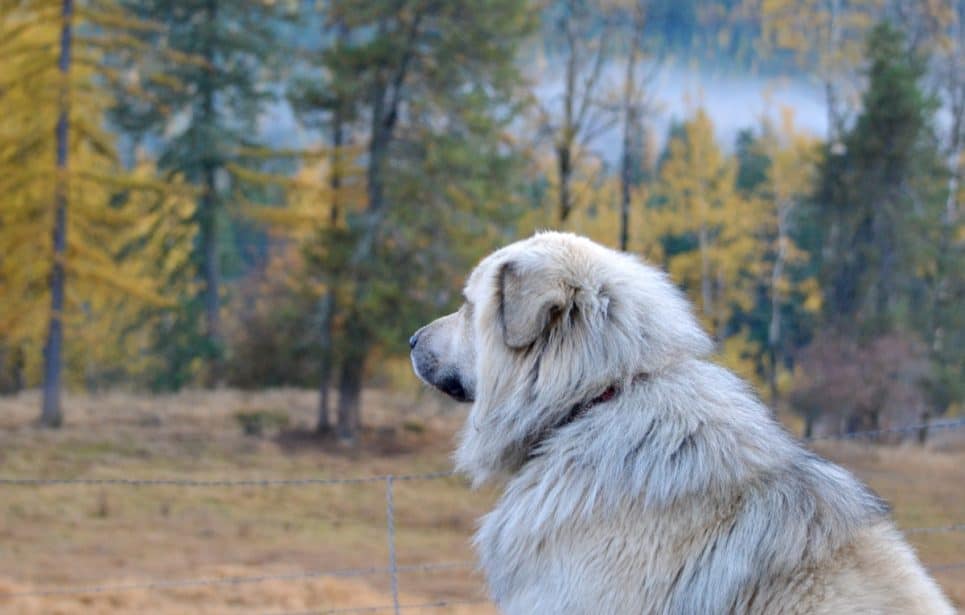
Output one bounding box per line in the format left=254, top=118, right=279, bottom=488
left=524, top=372, right=649, bottom=459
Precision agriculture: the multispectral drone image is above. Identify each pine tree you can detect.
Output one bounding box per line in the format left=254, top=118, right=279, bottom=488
left=0, top=1, right=194, bottom=423
left=811, top=22, right=957, bottom=423
left=113, top=0, right=283, bottom=386
left=816, top=22, right=945, bottom=332
left=289, top=0, right=532, bottom=443
left=286, top=14, right=365, bottom=433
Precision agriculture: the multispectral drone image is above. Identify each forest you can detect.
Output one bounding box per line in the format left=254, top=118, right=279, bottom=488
left=0, top=0, right=962, bottom=444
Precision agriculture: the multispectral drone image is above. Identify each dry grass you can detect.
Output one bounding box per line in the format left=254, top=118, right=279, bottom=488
left=0, top=389, right=961, bottom=614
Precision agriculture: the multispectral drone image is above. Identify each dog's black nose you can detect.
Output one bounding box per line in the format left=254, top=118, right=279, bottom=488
left=408, top=332, right=419, bottom=349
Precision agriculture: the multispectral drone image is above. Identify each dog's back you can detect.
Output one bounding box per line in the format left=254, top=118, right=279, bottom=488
left=476, top=359, right=953, bottom=614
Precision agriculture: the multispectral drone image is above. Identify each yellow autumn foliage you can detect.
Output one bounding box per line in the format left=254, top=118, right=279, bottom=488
left=0, top=2, right=195, bottom=387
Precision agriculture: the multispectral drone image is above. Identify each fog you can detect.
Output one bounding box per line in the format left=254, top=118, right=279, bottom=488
left=259, top=57, right=831, bottom=165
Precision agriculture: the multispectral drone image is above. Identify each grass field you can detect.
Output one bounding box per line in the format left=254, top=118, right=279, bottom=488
left=0, top=389, right=962, bottom=614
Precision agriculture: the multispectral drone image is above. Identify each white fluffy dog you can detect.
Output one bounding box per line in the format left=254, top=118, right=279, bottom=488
left=409, top=232, right=953, bottom=614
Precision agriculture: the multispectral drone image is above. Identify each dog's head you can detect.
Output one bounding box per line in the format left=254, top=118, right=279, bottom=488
left=410, top=232, right=712, bottom=484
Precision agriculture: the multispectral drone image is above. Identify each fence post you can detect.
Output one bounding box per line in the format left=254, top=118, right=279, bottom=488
left=918, top=411, right=929, bottom=445
left=386, top=475, right=400, bottom=615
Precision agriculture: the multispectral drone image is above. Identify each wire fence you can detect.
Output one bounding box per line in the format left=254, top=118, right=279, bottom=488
left=1, top=418, right=963, bottom=613
left=804, top=418, right=965, bottom=442
left=265, top=598, right=492, bottom=615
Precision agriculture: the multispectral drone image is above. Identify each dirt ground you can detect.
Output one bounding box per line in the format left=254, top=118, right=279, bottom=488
left=0, top=389, right=961, bottom=614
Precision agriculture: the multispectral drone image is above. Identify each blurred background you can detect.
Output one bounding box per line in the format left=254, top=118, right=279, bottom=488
left=0, top=0, right=962, bottom=613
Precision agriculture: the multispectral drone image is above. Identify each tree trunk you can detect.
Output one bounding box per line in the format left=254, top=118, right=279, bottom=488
left=768, top=347, right=778, bottom=406
left=200, top=0, right=221, bottom=386
left=351, top=10, right=421, bottom=267
left=619, top=3, right=644, bottom=251
left=715, top=269, right=726, bottom=341
left=316, top=289, right=335, bottom=434
left=558, top=22, right=577, bottom=225
left=698, top=222, right=713, bottom=329
left=317, top=25, right=348, bottom=435
left=40, top=0, right=73, bottom=428
left=803, top=408, right=817, bottom=440
left=335, top=363, right=362, bottom=444
left=768, top=205, right=789, bottom=404
left=619, top=45, right=637, bottom=251
left=200, top=163, right=221, bottom=385
left=335, top=10, right=420, bottom=440
left=557, top=145, right=573, bottom=223
left=335, top=334, right=367, bottom=445
left=917, top=410, right=930, bottom=445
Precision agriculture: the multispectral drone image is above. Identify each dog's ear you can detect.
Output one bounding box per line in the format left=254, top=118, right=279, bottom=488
left=498, top=261, right=567, bottom=349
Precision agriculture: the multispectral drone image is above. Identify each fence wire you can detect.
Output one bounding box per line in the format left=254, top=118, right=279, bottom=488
left=0, top=470, right=456, bottom=488
left=804, top=418, right=965, bottom=442
left=2, top=419, right=962, bottom=489
left=264, top=597, right=491, bottom=615
left=4, top=562, right=476, bottom=599
left=906, top=523, right=965, bottom=535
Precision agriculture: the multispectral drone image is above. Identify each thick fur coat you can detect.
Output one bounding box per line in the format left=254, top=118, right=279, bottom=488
left=410, top=232, right=953, bottom=614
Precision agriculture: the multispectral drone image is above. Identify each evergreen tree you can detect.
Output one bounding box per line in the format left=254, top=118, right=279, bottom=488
left=286, top=14, right=363, bottom=433
left=811, top=22, right=958, bottom=420
left=289, top=0, right=532, bottom=443
left=113, top=0, right=283, bottom=386
left=816, top=23, right=945, bottom=333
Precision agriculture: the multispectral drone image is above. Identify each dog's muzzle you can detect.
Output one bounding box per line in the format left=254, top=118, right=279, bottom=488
left=409, top=328, right=474, bottom=403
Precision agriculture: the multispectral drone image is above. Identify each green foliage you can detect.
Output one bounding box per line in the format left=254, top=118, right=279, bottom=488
left=815, top=22, right=945, bottom=331
left=808, top=22, right=959, bottom=416
left=113, top=0, right=287, bottom=386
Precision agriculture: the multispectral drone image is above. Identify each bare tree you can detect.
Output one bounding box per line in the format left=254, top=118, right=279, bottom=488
left=792, top=332, right=929, bottom=440
left=617, top=0, right=657, bottom=251
left=540, top=0, right=617, bottom=224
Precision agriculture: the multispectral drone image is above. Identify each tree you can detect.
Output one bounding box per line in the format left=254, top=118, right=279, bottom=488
left=752, top=110, right=821, bottom=404
left=286, top=14, right=365, bottom=434
left=0, top=1, right=193, bottom=422
left=757, top=0, right=879, bottom=141
left=925, top=0, right=964, bottom=416
left=286, top=0, right=532, bottom=444
left=114, top=0, right=283, bottom=386
left=815, top=23, right=945, bottom=332
left=811, top=22, right=957, bottom=418
left=616, top=0, right=656, bottom=251
left=538, top=0, right=617, bottom=224
left=791, top=331, right=929, bottom=438
left=47, top=0, right=72, bottom=426
left=655, top=110, right=758, bottom=342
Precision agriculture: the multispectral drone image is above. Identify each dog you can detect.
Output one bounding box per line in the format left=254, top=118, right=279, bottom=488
left=410, top=232, right=953, bottom=614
